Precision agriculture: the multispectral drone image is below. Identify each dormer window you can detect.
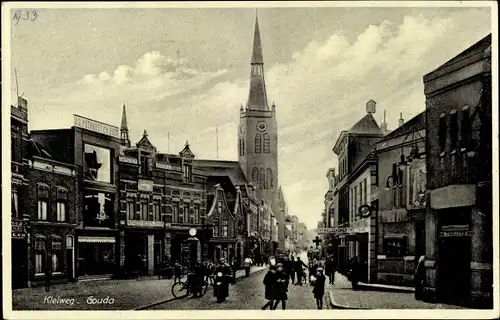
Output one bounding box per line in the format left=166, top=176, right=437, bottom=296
left=140, top=153, right=153, bottom=177
left=183, top=163, right=192, bottom=182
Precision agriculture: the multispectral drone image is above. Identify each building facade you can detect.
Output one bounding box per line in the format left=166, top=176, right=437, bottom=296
left=238, top=14, right=283, bottom=246
left=375, top=111, right=426, bottom=286
left=423, top=34, right=492, bottom=308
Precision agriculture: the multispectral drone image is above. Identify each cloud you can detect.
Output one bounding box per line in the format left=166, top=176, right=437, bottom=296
left=28, top=10, right=490, bottom=229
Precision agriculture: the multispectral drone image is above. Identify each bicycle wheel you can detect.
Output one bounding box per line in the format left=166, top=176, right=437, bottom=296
left=171, top=281, right=189, bottom=299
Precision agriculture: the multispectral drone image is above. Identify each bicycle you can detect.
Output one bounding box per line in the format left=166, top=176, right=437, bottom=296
left=171, top=272, right=208, bottom=299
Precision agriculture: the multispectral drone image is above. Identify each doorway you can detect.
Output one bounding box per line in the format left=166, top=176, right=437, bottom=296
left=12, top=238, right=27, bottom=289
left=438, top=235, right=471, bottom=306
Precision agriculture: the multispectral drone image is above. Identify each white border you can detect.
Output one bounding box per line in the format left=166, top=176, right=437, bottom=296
left=2, top=1, right=498, bottom=319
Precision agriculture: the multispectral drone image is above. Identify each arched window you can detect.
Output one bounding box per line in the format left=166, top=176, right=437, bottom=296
left=263, top=133, right=270, bottom=153
left=252, top=167, right=259, bottom=185
left=255, top=134, right=262, bottom=154
left=259, top=168, right=265, bottom=189
left=266, top=168, right=273, bottom=189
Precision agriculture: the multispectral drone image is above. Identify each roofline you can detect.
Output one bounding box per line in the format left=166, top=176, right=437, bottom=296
left=333, top=131, right=348, bottom=154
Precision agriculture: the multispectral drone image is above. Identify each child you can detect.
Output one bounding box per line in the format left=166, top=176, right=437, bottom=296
left=313, top=267, right=326, bottom=309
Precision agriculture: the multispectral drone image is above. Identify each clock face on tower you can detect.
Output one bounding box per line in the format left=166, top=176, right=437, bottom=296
left=256, top=121, right=267, bottom=132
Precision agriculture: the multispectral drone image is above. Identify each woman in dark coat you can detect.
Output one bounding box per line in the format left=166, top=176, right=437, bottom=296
left=271, top=263, right=289, bottom=310
left=261, top=265, right=276, bottom=310
left=312, top=267, right=326, bottom=309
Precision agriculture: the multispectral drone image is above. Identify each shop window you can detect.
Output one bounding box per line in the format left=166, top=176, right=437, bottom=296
left=254, top=134, right=262, bottom=154
left=153, top=200, right=161, bottom=221
left=383, top=237, right=407, bottom=257
left=34, top=236, right=47, bottom=274
left=56, top=188, right=68, bottom=222
left=213, top=219, right=220, bottom=237
left=222, top=219, right=229, bottom=237
left=51, top=236, right=63, bottom=273
left=126, top=199, right=135, bottom=220
left=12, top=190, right=19, bottom=218
left=37, top=184, right=49, bottom=221
left=263, top=133, right=270, bottom=153
left=84, top=144, right=112, bottom=183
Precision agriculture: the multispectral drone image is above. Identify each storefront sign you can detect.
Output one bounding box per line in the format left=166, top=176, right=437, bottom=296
left=439, top=224, right=472, bottom=237
left=118, top=156, right=138, bottom=164
left=12, top=220, right=26, bottom=238
left=127, top=220, right=164, bottom=228
left=74, top=114, right=119, bottom=138
left=317, top=227, right=347, bottom=234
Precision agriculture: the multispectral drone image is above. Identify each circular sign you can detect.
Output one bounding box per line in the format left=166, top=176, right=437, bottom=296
left=189, top=228, right=197, bottom=237
left=358, top=204, right=372, bottom=218
left=256, top=121, right=267, bottom=132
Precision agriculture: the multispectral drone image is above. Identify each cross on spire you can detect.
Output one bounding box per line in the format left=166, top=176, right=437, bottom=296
left=313, top=236, right=322, bottom=248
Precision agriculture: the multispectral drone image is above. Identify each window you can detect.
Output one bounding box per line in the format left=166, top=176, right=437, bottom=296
left=383, top=237, right=407, bottom=257
left=84, top=191, right=114, bottom=227
left=363, top=179, right=367, bottom=204
left=11, top=135, right=16, bottom=161
left=164, top=205, right=173, bottom=223
left=185, top=205, right=191, bottom=224
left=263, top=133, right=270, bottom=153
left=84, top=144, right=112, bottom=183
left=254, top=134, right=262, bottom=154
left=194, top=205, right=200, bottom=224
left=183, top=163, right=192, bottom=182
left=140, top=199, right=149, bottom=220
left=173, top=203, right=180, bottom=223
left=126, top=199, right=135, bottom=220
left=252, top=167, right=259, bottom=185
left=371, top=170, right=377, bottom=186
left=12, top=190, right=19, bottom=218
left=461, top=109, right=471, bottom=149
left=34, top=236, right=46, bottom=274
left=56, top=188, right=68, bottom=222
left=239, top=139, right=242, bottom=156
left=217, top=201, right=222, bottom=214
left=450, top=111, right=458, bottom=150
left=439, top=115, right=447, bottom=152
left=213, top=219, right=220, bottom=237
left=259, top=168, right=265, bottom=189
left=178, top=205, right=184, bottom=224
left=51, top=237, right=63, bottom=273
left=266, top=169, right=272, bottom=189
left=37, top=185, right=49, bottom=221
left=242, top=140, right=245, bottom=156
left=222, top=219, right=229, bottom=237
left=153, top=200, right=161, bottom=221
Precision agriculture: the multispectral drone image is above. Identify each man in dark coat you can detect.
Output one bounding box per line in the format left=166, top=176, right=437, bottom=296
left=271, top=263, right=289, bottom=310
left=294, top=257, right=307, bottom=286
left=288, top=256, right=296, bottom=284
left=261, top=265, right=277, bottom=310
left=214, top=258, right=232, bottom=302
left=348, top=256, right=361, bottom=290
left=312, top=267, right=326, bottom=309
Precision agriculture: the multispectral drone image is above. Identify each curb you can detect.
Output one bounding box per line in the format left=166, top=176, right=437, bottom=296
left=328, top=291, right=369, bottom=310
left=136, top=267, right=267, bottom=310
left=357, top=283, right=415, bottom=294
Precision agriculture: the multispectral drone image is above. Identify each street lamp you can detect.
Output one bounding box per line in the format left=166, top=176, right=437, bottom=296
left=187, top=228, right=200, bottom=269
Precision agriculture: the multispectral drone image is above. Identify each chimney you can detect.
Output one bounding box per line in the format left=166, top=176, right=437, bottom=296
left=18, top=96, right=28, bottom=115
left=398, top=113, right=405, bottom=127
left=380, top=109, right=388, bottom=133
left=366, top=99, right=376, bottom=114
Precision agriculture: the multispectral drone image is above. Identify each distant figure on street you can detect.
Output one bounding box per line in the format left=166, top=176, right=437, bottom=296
left=44, top=263, right=52, bottom=292
left=295, top=257, right=307, bottom=286
left=312, top=267, right=326, bottom=309
left=271, top=263, right=289, bottom=310
left=414, top=256, right=426, bottom=300
left=261, top=265, right=277, bottom=310
left=285, top=256, right=295, bottom=284
left=174, top=260, right=182, bottom=283
left=243, top=256, right=253, bottom=277
left=348, top=256, right=361, bottom=290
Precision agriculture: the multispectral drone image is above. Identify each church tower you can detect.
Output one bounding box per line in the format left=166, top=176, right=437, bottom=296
left=238, top=13, right=283, bottom=246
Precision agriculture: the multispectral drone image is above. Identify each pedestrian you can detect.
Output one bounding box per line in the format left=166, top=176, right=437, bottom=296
left=331, top=256, right=337, bottom=284
left=261, top=265, right=277, bottom=310
left=44, top=262, right=52, bottom=292
left=348, top=256, right=361, bottom=290
left=271, top=263, right=289, bottom=310
left=312, top=267, right=326, bottom=309
left=288, top=256, right=296, bottom=284
left=414, top=256, right=426, bottom=300
left=295, top=257, right=307, bottom=286
left=174, top=260, right=182, bottom=283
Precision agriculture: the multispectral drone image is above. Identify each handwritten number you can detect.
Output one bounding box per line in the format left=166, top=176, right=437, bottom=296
left=12, top=9, right=37, bottom=25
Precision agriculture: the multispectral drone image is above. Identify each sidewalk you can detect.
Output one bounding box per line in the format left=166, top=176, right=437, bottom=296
left=12, top=265, right=267, bottom=311
left=328, top=273, right=465, bottom=309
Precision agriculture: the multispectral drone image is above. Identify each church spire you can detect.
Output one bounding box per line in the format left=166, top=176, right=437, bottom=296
left=251, top=11, right=264, bottom=65
left=120, top=104, right=130, bottom=147
left=246, top=11, right=269, bottom=111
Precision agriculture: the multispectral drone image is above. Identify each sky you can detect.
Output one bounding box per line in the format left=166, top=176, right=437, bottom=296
left=8, top=5, right=492, bottom=230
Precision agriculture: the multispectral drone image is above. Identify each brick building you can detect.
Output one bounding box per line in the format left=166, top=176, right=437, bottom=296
left=423, top=34, right=492, bottom=308
left=375, top=111, right=426, bottom=286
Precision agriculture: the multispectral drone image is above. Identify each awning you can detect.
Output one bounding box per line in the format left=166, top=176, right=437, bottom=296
left=78, top=236, right=116, bottom=243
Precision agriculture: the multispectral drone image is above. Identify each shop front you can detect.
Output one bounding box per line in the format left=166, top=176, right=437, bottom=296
left=77, top=234, right=117, bottom=276
left=209, top=239, right=238, bottom=263
left=124, top=223, right=165, bottom=275
left=12, top=219, right=28, bottom=289
left=168, top=226, right=211, bottom=266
